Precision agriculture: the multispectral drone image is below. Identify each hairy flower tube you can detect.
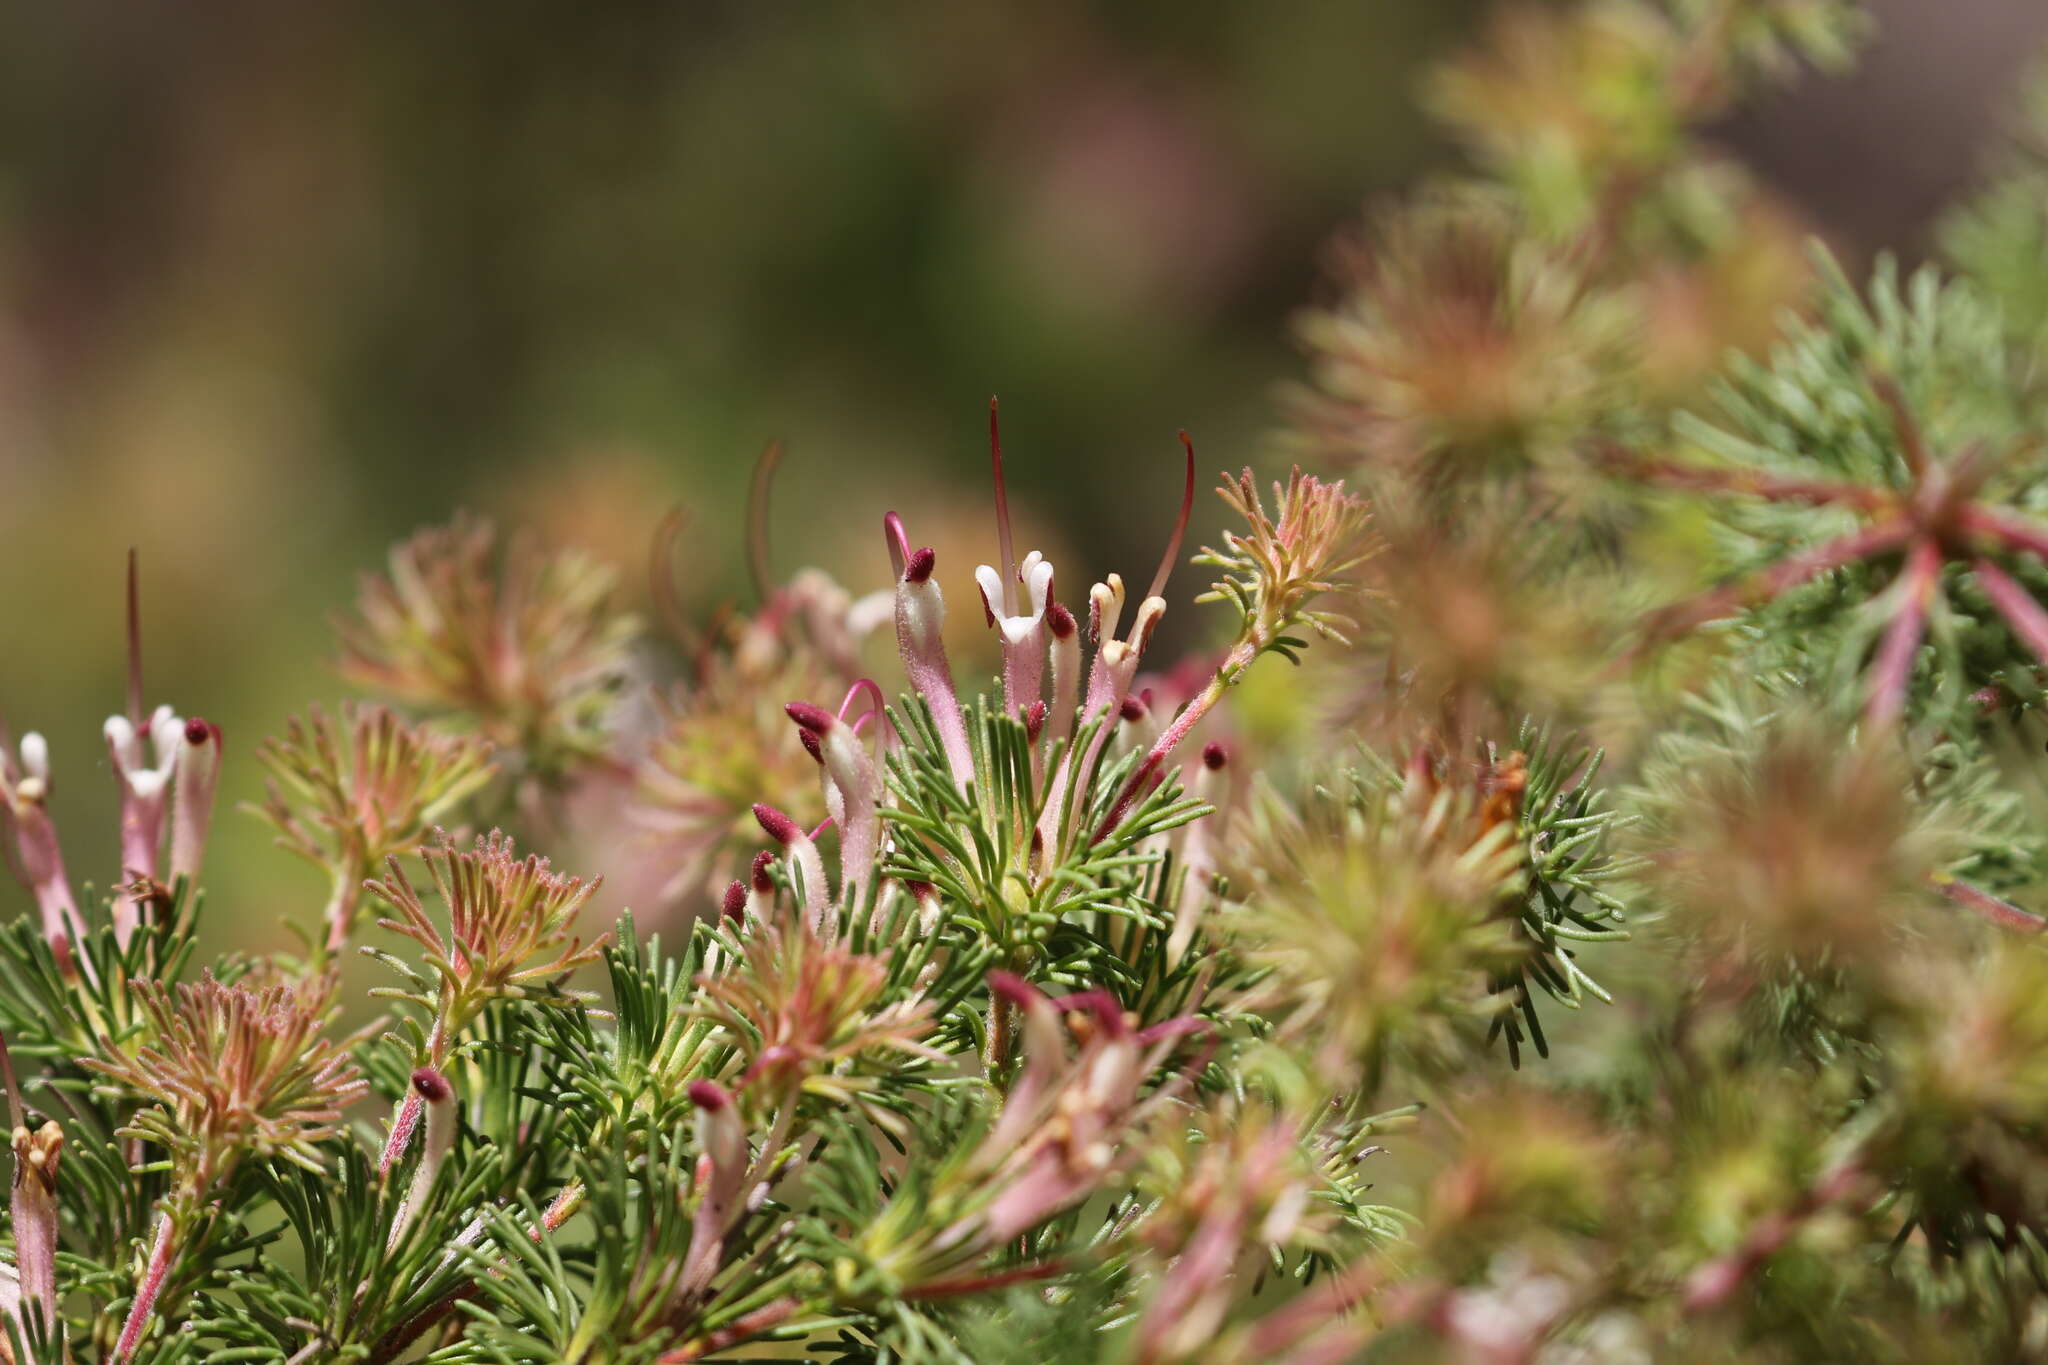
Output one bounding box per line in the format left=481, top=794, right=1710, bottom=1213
left=3, top=1035, right=61, bottom=1365
left=0, top=731, right=82, bottom=960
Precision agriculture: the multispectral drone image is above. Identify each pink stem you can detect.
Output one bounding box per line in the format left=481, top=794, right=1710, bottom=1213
left=1971, top=557, right=2048, bottom=670
left=1647, top=521, right=1912, bottom=641
left=1864, top=538, right=1941, bottom=728
left=114, top=1210, right=178, bottom=1361
left=322, top=857, right=368, bottom=966
left=1094, top=660, right=1239, bottom=843
left=1595, top=444, right=1891, bottom=512
left=1683, top=1163, right=1863, bottom=1313
left=1938, top=876, right=2048, bottom=933
left=1963, top=504, right=2048, bottom=563
left=657, top=1298, right=802, bottom=1363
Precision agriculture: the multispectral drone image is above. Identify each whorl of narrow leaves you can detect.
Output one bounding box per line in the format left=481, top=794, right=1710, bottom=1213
left=254, top=705, right=496, bottom=870
left=1630, top=253, right=2048, bottom=728
left=371, top=829, right=606, bottom=1018
left=1225, top=761, right=1527, bottom=1096
left=1196, top=467, right=1375, bottom=669
left=694, top=917, right=938, bottom=1114
left=85, top=975, right=366, bottom=1178
left=252, top=703, right=495, bottom=962
left=335, top=512, right=638, bottom=777
left=1294, top=190, right=1640, bottom=480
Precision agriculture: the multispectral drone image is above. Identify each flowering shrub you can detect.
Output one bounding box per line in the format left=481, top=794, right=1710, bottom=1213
left=13, top=2, right=2048, bottom=1361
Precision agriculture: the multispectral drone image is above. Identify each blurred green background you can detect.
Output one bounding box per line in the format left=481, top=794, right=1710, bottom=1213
left=2, top=0, right=2044, bottom=940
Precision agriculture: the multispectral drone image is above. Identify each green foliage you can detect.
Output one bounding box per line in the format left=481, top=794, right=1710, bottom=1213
left=18, top=4, right=2048, bottom=1363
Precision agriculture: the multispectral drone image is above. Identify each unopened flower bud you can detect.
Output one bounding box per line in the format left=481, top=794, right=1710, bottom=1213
left=388, top=1066, right=456, bottom=1251
left=169, top=717, right=222, bottom=885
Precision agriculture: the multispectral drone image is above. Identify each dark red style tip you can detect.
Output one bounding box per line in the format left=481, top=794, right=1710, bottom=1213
left=753, top=803, right=802, bottom=845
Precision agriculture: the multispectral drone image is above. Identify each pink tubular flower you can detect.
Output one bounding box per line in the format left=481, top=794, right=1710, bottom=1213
left=1036, top=575, right=1168, bottom=859
left=958, top=974, right=1205, bottom=1248
left=106, top=703, right=183, bottom=944
left=784, top=703, right=884, bottom=916
left=977, top=548, right=1056, bottom=718
left=3, top=1033, right=60, bottom=1351
left=387, top=1067, right=457, bottom=1251
left=167, top=717, right=222, bottom=888
left=679, top=1081, right=747, bottom=1302
left=753, top=803, right=830, bottom=933
left=0, top=731, right=83, bottom=957
left=891, top=537, right=975, bottom=791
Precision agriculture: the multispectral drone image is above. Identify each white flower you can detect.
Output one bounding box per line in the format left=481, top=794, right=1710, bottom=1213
left=975, top=550, right=1055, bottom=645
left=105, top=704, right=182, bottom=800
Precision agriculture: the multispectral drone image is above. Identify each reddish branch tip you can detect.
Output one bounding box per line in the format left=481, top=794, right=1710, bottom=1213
left=184, top=717, right=215, bottom=746
left=1025, top=700, right=1047, bottom=743
left=720, top=880, right=748, bottom=921
left=1202, top=741, right=1229, bottom=771
left=410, top=1067, right=451, bottom=1103
left=750, top=850, right=776, bottom=895
left=1046, top=602, right=1076, bottom=639
left=753, top=803, right=803, bottom=845
left=905, top=547, right=937, bottom=584
left=1119, top=696, right=1147, bottom=723
left=686, top=1080, right=731, bottom=1112
left=785, top=701, right=835, bottom=734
